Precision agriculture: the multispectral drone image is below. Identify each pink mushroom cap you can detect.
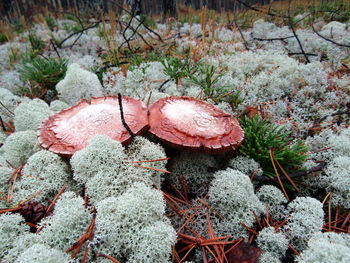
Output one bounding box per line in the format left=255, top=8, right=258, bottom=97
left=38, top=96, right=149, bottom=157
left=148, top=96, right=244, bottom=154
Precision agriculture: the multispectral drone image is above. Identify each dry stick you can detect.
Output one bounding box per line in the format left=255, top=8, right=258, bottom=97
left=220, top=238, right=244, bottom=259
left=146, top=90, right=152, bottom=108
left=253, top=35, right=295, bottom=41
left=334, top=207, right=339, bottom=232
left=312, top=24, right=350, bottom=48
left=159, top=79, right=171, bottom=92
left=128, top=23, right=154, bottom=50
left=50, top=39, right=60, bottom=58
left=288, top=0, right=310, bottom=63
left=120, top=13, right=137, bottom=52
left=112, top=2, right=163, bottom=42
left=56, top=21, right=100, bottom=48
left=234, top=20, right=250, bottom=51
left=253, top=211, right=262, bottom=229
left=288, top=52, right=318, bottom=57
left=240, top=222, right=259, bottom=235
left=0, top=100, right=14, bottom=117
left=117, top=93, right=135, bottom=139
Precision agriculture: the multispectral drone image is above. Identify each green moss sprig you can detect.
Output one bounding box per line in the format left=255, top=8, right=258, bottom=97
left=239, top=116, right=308, bottom=180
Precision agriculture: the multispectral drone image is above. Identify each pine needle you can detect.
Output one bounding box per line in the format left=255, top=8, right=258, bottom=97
left=97, top=253, right=123, bottom=263
left=133, top=164, right=171, bottom=173
left=275, top=158, right=300, bottom=192
left=127, top=157, right=170, bottom=163
left=270, top=149, right=289, bottom=201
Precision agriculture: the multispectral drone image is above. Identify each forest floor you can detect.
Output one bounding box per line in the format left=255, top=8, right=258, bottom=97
left=0, top=1, right=350, bottom=263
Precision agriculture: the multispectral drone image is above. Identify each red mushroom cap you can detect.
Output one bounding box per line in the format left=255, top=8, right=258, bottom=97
left=38, top=96, right=149, bottom=157
left=148, top=96, right=244, bottom=154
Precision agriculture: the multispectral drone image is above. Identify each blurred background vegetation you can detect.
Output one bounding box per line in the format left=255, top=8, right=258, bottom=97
left=1, top=0, right=348, bottom=23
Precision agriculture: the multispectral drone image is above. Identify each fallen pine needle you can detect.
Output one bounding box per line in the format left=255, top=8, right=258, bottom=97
left=270, top=149, right=289, bottom=201
left=97, top=253, right=123, bottom=263
left=133, top=164, right=171, bottom=173
left=127, top=157, right=170, bottom=163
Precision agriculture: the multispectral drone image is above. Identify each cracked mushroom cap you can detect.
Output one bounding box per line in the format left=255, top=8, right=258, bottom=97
left=148, top=96, right=244, bottom=154
left=38, top=96, right=149, bottom=157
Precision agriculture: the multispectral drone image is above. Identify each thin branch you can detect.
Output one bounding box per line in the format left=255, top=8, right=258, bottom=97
left=312, top=24, right=350, bottom=48
left=159, top=79, right=170, bottom=92
left=50, top=39, right=61, bottom=58
left=253, top=35, right=295, bottom=41
left=113, top=2, right=163, bottom=42
left=120, top=12, right=137, bottom=52
left=234, top=20, right=250, bottom=51
left=117, top=93, right=135, bottom=138
left=288, top=0, right=310, bottom=63
left=288, top=52, right=318, bottom=57
left=0, top=100, right=14, bottom=117
left=56, top=21, right=101, bottom=48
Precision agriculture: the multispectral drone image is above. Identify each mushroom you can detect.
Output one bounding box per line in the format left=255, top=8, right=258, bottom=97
left=38, top=96, right=149, bottom=156
left=148, top=96, right=244, bottom=154
left=39, top=95, right=244, bottom=156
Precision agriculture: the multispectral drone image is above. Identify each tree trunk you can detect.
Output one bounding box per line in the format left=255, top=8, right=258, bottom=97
left=163, top=0, right=177, bottom=18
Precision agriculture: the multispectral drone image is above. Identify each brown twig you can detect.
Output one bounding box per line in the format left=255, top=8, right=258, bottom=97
left=312, top=24, right=350, bottom=48
left=288, top=0, right=310, bottom=63
left=117, top=93, right=135, bottom=139
left=234, top=20, right=250, bottom=51
left=0, top=100, right=14, bottom=117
